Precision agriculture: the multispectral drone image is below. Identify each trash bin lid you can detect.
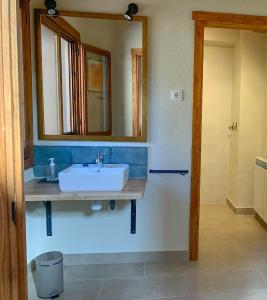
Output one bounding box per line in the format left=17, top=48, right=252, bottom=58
left=36, top=251, right=63, bottom=266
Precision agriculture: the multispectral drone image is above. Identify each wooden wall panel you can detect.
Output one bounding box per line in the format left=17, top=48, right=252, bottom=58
left=0, top=0, right=28, bottom=299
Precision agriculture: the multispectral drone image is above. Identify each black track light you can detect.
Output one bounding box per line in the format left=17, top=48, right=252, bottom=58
left=124, top=3, right=139, bottom=21
left=44, top=0, right=57, bottom=16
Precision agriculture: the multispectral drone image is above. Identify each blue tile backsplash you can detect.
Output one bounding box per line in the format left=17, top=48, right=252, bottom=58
left=33, top=146, right=148, bottom=178
left=71, top=147, right=110, bottom=164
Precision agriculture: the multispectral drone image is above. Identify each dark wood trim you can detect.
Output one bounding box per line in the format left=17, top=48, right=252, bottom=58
left=57, top=33, right=64, bottom=135
left=189, top=20, right=204, bottom=261
left=141, top=16, right=148, bottom=140
left=131, top=48, right=142, bottom=137
left=193, top=11, right=267, bottom=26
left=36, top=9, right=147, bottom=22
left=48, top=15, right=80, bottom=41
left=35, top=9, right=45, bottom=138
left=190, top=11, right=267, bottom=261
left=21, top=0, right=33, bottom=169
left=36, top=134, right=147, bottom=141
left=82, top=43, right=111, bottom=58
left=77, top=43, right=85, bottom=135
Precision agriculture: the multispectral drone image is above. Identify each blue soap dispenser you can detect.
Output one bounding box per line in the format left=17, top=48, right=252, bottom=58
left=48, top=158, right=56, bottom=182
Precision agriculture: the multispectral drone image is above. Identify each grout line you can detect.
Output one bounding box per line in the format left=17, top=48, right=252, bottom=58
left=64, top=273, right=149, bottom=282
left=257, top=269, right=267, bottom=284
left=64, top=268, right=191, bottom=283
left=97, top=280, right=104, bottom=300
left=144, top=262, right=146, bottom=276
left=131, top=296, right=186, bottom=300
left=184, top=273, right=189, bottom=297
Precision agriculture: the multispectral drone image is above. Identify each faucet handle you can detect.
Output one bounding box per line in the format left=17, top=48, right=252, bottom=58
left=96, top=152, right=105, bottom=159
left=96, top=152, right=106, bottom=164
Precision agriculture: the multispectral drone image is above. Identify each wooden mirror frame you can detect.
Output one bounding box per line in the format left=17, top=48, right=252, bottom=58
left=35, top=9, right=148, bottom=142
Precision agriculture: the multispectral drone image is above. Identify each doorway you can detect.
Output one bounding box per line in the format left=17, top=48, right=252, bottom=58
left=190, top=11, right=267, bottom=260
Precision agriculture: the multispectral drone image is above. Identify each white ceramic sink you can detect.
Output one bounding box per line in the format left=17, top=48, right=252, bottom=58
left=58, top=164, right=129, bottom=192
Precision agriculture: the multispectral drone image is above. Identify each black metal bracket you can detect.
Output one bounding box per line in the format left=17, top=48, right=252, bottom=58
left=131, top=200, right=136, bottom=234
left=42, top=201, right=52, bottom=236
left=149, top=170, right=189, bottom=176
left=109, top=200, right=116, bottom=211
left=40, top=199, right=136, bottom=236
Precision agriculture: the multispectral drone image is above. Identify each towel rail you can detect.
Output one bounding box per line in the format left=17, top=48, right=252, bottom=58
left=149, top=170, right=189, bottom=176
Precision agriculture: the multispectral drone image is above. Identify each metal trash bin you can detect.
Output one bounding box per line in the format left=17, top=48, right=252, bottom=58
left=36, top=251, right=64, bottom=299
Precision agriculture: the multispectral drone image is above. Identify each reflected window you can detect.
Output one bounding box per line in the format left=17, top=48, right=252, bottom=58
left=61, top=37, right=73, bottom=134
left=41, top=24, right=60, bottom=135
left=40, top=17, right=79, bottom=136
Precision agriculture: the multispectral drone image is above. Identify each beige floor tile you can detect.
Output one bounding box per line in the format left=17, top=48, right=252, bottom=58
left=28, top=282, right=38, bottom=300
left=145, top=261, right=199, bottom=276
left=246, top=253, right=267, bottom=270
left=259, top=269, right=267, bottom=282
left=28, top=204, right=267, bottom=300
left=186, top=268, right=267, bottom=295
left=230, top=290, right=267, bottom=300
left=60, top=280, right=103, bottom=300
left=28, top=279, right=102, bottom=300
left=64, top=263, right=144, bottom=281
left=98, top=274, right=187, bottom=300
left=139, top=296, right=216, bottom=300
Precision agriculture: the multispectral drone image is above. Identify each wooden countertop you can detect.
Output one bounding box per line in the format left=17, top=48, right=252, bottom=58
left=24, top=179, right=146, bottom=202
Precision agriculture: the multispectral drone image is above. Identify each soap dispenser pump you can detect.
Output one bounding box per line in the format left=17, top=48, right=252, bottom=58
left=48, top=158, right=56, bottom=181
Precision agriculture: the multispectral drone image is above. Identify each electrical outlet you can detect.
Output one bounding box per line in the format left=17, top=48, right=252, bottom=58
left=170, top=89, right=183, bottom=101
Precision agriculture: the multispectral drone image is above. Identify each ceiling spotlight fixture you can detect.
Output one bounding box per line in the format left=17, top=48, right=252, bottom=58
left=44, top=0, right=57, bottom=16
left=124, top=3, right=139, bottom=21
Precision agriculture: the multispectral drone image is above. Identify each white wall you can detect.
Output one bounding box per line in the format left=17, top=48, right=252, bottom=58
left=112, top=21, right=142, bottom=136
left=261, top=35, right=267, bottom=158
left=202, top=29, right=267, bottom=208
left=200, top=45, right=232, bottom=204
left=205, top=28, right=239, bottom=47
left=26, top=0, right=267, bottom=262
left=234, top=31, right=266, bottom=208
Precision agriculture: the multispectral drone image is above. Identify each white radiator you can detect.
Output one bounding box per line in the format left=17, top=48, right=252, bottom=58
left=253, top=157, right=267, bottom=222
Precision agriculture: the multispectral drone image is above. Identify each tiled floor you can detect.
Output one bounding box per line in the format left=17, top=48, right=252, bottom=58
left=28, top=204, right=267, bottom=299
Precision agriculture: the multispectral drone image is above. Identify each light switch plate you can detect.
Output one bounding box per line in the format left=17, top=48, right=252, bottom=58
left=170, top=89, right=183, bottom=101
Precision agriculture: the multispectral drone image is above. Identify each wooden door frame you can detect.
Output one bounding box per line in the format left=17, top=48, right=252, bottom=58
left=82, top=43, right=112, bottom=136
left=0, top=0, right=28, bottom=299
left=189, top=11, right=267, bottom=261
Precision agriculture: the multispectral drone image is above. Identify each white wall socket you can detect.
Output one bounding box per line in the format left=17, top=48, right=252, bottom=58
left=170, top=89, right=183, bottom=101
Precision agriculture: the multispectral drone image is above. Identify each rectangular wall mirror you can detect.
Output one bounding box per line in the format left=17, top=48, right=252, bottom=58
left=35, top=10, right=148, bottom=141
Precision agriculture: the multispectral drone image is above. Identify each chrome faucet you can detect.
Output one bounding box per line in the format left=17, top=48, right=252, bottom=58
left=96, top=153, right=105, bottom=166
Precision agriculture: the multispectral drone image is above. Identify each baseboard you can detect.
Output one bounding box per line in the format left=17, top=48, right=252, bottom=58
left=226, top=198, right=255, bottom=215
left=63, top=251, right=188, bottom=266
left=201, top=201, right=226, bottom=205
left=255, top=213, right=267, bottom=232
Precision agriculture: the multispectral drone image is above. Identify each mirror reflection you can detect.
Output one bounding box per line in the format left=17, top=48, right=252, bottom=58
left=36, top=11, right=146, bottom=140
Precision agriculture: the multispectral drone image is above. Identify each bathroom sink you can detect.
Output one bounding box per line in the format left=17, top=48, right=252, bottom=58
left=58, top=164, right=129, bottom=192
